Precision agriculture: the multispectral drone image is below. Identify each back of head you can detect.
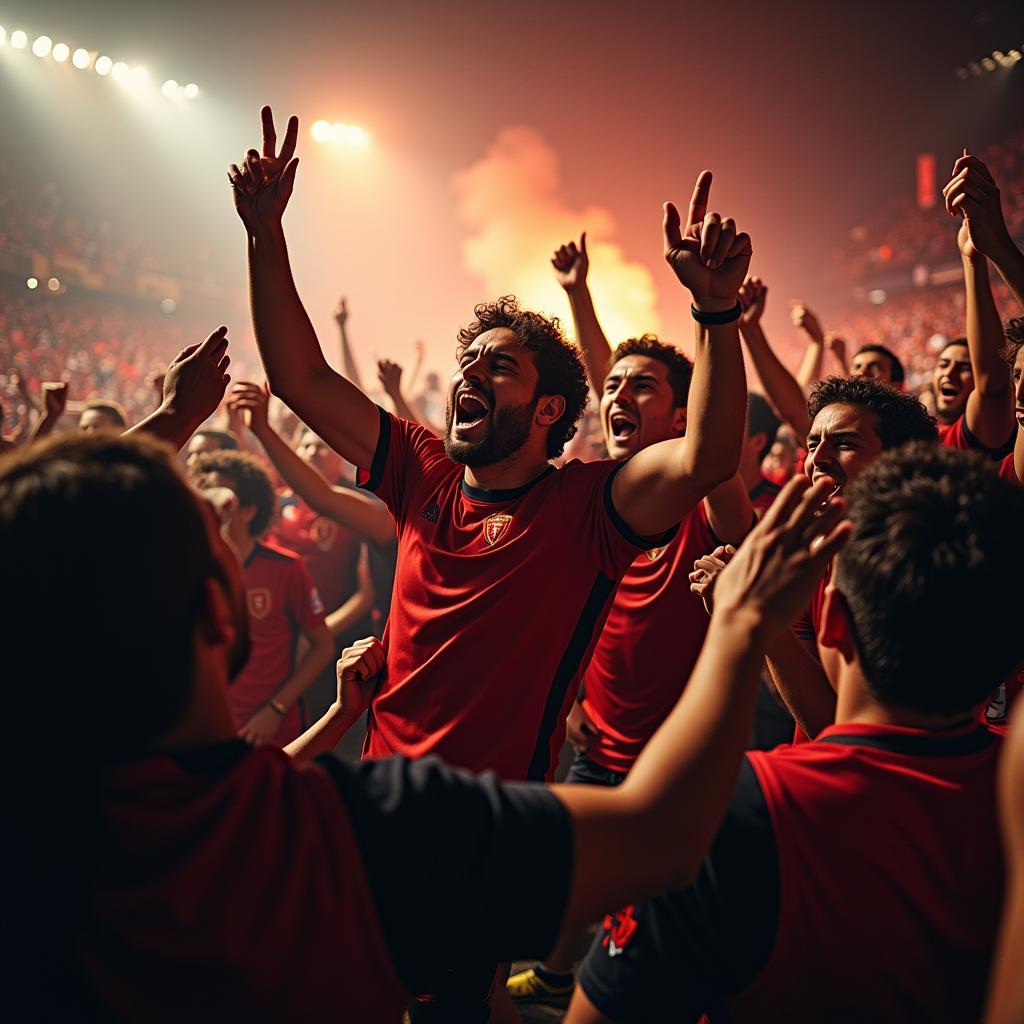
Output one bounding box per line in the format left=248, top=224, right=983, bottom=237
left=609, top=334, right=693, bottom=409
left=1, top=432, right=220, bottom=1008
left=194, top=428, right=240, bottom=451
left=835, top=443, right=1024, bottom=716
left=456, top=295, right=589, bottom=459
left=82, top=399, right=128, bottom=429
left=808, top=376, right=936, bottom=449
left=747, top=391, right=781, bottom=460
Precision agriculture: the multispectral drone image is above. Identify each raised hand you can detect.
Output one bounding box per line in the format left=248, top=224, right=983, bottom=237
left=377, top=358, right=403, bottom=398
left=41, top=381, right=68, bottom=420
left=162, top=327, right=231, bottom=427
left=663, top=171, right=752, bottom=310
left=712, top=476, right=851, bottom=637
left=228, top=381, right=271, bottom=437
left=333, top=297, right=349, bottom=327
left=688, top=544, right=736, bottom=616
left=739, top=276, right=768, bottom=326
left=551, top=233, right=589, bottom=293
left=943, top=149, right=1014, bottom=262
left=826, top=333, right=848, bottom=369
left=336, top=636, right=386, bottom=718
left=790, top=302, right=825, bottom=344
left=227, top=106, right=300, bottom=233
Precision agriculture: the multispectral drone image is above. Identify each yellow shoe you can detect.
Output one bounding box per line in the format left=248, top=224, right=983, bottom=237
left=506, top=967, right=574, bottom=1007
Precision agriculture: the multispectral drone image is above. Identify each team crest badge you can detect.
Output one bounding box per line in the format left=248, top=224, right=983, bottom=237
left=310, top=517, right=337, bottom=551
left=248, top=588, right=272, bottom=620
left=601, top=905, right=638, bottom=957
left=644, top=545, right=668, bottom=562
left=483, top=513, right=513, bottom=546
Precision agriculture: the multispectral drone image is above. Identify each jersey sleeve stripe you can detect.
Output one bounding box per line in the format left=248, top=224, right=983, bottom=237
left=358, top=405, right=392, bottom=493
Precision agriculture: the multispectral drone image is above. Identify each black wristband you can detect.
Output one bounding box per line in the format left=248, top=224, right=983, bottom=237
left=691, top=302, right=742, bottom=325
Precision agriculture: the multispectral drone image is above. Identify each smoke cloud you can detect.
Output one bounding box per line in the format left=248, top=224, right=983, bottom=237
left=452, top=126, right=662, bottom=345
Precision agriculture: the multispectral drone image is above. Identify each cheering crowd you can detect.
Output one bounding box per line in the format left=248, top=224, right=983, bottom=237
left=5, top=105, right=1024, bottom=1023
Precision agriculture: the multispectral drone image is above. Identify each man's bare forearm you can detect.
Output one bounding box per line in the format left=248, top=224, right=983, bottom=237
left=566, top=285, right=614, bottom=398
left=284, top=703, right=362, bottom=763
left=764, top=629, right=836, bottom=738
left=740, top=321, right=811, bottom=436
left=964, top=257, right=1014, bottom=448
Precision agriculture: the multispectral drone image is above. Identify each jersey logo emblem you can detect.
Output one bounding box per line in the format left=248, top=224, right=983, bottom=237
left=601, top=905, right=638, bottom=957
left=483, top=513, right=513, bottom=546
left=418, top=502, right=441, bottom=524
left=310, top=517, right=338, bottom=551
left=644, top=545, right=668, bottom=562
left=247, top=587, right=272, bottom=620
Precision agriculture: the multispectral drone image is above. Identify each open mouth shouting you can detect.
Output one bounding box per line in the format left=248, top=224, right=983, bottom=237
left=811, top=468, right=845, bottom=500
left=608, top=409, right=639, bottom=445
left=453, top=387, right=491, bottom=436
left=936, top=380, right=962, bottom=407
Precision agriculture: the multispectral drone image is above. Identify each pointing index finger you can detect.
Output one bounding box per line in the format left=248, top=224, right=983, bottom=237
left=686, top=170, right=713, bottom=232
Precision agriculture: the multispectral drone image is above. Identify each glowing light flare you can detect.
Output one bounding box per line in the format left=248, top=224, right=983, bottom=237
left=161, top=79, right=178, bottom=97
left=111, top=62, right=130, bottom=82
left=131, top=66, right=148, bottom=85
left=95, top=55, right=112, bottom=76
left=26, top=277, right=38, bottom=290
left=160, top=298, right=177, bottom=314
left=47, top=277, right=60, bottom=291
left=312, top=121, right=371, bottom=147
left=72, top=48, right=92, bottom=69
left=52, top=42, right=70, bottom=63
left=10, top=30, right=27, bottom=50
left=183, top=83, right=199, bottom=99
left=0, top=27, right=7, bottom=47
left=32, top=35, right=52, bottom=58
left=868, top=289, right=887, bottom=305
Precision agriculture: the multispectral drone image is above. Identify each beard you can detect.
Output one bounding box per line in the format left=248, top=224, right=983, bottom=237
left=444, top=397, right=536, bottom=467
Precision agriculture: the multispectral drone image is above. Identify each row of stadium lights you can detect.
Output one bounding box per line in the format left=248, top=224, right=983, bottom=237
left=26, top=276, right=178, bottom=312
left=0, top=26, right=199, bottom=99
left=955, top=48, right=1022, bottom=79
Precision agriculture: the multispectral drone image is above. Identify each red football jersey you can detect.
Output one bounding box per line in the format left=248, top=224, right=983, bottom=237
left=358, top=409, right=662, bottom=779
left=86, top=746, right=405, bottom=1022
left=732, top=723, right=1003, bottom=1023
left=231, top=541, right=327, bottom=745
left=999, top=451, right=1019, bottom=483
left=273, top=492, right=362, bottom=615
left=939, top=414, right=1014, bottom=459
left=581, top=503, right=716, bottom=773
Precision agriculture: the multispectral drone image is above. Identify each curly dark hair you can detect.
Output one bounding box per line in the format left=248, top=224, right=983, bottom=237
left=853, top=343, right=905, bottom=385
left=1001, top=315, right=1024, bottom=365
left=191, top=449, right=276, bottom=537
left=608, top=335, right=693, bottom=408
left=836, top=443, right=1024, bottom=716
left=807, top=376, right=937, bottom=449
left=456, top=296, right=589, bottom=459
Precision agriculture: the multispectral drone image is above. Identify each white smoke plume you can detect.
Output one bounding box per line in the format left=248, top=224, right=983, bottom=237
left=452, top=126, right=662, bottom=344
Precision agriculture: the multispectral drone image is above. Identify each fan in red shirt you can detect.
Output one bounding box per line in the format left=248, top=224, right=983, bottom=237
left=192, top=449, right=334, bottom=747
left=571, top=443, right=1024, bottom=1024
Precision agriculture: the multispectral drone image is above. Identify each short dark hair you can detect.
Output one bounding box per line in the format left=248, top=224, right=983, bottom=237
left=82, top=399, right=127, bottom=428
left=807, top=376, right=937, bottom=449
left=836, top=443, right=1024, bottom=715
left=191, top=449, right=276, bottom=536
left=456, top=295, right=589, bottom=459
left=938, top=336, right=970, bottom=359
left=747, top=391, right=781, bottom=461
left=608, top=335, right=693, bottom=408
left=192, top=428, right=239, bottom=451
left=1002, top=316, right=1024, bottom=366
left=853, top=343, right=904, bottom=385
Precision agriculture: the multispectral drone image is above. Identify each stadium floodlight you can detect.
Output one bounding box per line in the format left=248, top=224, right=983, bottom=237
left=161, top=79, right=178, bottom=97
left=95, top=55, right=112, bottom=76
left=982, top=56, right=997, bottom=72
left=10, top=30, right=27, bottom=49
left=72, top=48, right=91, bottom=69
left=52, top=42, right=70, bottom=63
left=183, top=83, right=199, bottom=99
left=112, top=61, right=129, bottom=82
left=31, top=35, right=52, bottom=58
left=26, top=277, right=38, bottom=290
left=311, top=119, right=331, bottom=143
left=47, top=277, right=60, bottom=291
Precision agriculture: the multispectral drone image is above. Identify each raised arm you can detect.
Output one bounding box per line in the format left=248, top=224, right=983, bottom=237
left=611, top=172, right=749, bottom=537
left=944, top=153, right=1016, bottom=448
left=791, top=301, right=826, bottom=393
left=25, top=382, right=68, bottom=444
left=737, top=277, right=811, bottom=436
left=552, top=233, right=614, bottom=400
left=227, top=107, right=380, bottom=470
left=946, top=150, right=1024, bottom=312
left=128, top=328, right=231, bottom=451
left=377, top=358, right=439, bottom=435
left=555, top=477, right=850, bottom=930
left=229, top=382, right=395, bottom=547
left=333, top=297, right=367, bottom=392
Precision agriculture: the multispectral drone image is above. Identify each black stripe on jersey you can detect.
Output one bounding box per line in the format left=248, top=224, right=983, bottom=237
left=359, top=405, right=392, bottom=494
left=960, top=417, right=1016, bottom=461
left=819, top=727, right=996, bottom=757
left=461, top=465, right=556, bottom=503
left=603, top=462, right=678, bottom=550
left=526, top=572, right=618, bottom=781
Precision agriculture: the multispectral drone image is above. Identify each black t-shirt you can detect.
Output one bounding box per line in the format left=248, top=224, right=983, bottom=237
left=318, top=753, right=573, bottom=993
